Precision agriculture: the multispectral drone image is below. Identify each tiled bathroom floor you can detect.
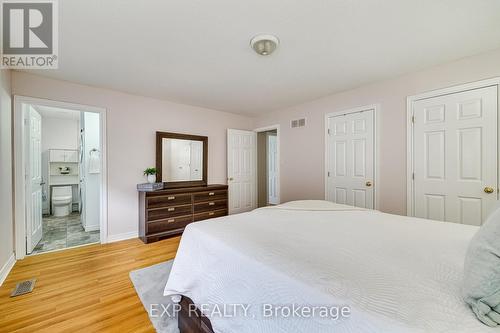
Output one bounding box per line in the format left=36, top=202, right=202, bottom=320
left=32, top=213, right=100, bottom=255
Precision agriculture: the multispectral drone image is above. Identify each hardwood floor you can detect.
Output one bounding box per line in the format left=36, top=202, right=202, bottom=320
left=0, top=237, right=181, bottom=333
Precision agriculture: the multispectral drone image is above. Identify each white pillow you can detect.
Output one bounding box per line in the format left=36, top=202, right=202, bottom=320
left=462, top=206, right=500, bottom=327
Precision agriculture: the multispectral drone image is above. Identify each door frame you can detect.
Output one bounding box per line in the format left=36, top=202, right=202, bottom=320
left=324, top=104, right=379, bottom=209
left=266, top=132, right=279, bottom=205
left=13, top=96, right=108, bottom=260
left=406, top=78, right=500, bottom=217
left=254, top=124, right=280, bottom=205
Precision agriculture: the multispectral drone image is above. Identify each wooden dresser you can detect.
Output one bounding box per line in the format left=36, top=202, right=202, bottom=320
left=138, top=184, right=228, bottom=243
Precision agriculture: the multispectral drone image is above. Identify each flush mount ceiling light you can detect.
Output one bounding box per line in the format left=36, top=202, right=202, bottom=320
left=250, top=34, right=279, bottom=56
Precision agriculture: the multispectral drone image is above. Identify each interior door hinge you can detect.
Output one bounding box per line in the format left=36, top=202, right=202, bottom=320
left=412, top=172, right=415, bottom=180
left=327, top=129, right=331, bottom=135
left=327, top=171, right=330, bottom=177
left=411, top=115, right=415, bottom=123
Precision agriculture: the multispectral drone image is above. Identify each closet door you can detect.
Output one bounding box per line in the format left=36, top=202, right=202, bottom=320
left=413, top=86, right=498, bottom=225
left=326, top=109, right=375, bottom=209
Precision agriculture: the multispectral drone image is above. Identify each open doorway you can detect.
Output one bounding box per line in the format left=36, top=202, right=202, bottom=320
left=14, top=97, right=107, bottom=258
left=227, top=125, right=280, bottom=214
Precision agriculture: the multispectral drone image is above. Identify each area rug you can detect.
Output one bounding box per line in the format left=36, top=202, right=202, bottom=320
left=129, top=260, right=179, bottom=333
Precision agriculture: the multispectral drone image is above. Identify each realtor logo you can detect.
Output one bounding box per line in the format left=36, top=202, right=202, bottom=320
left=1, top=0, right=58, bottom=68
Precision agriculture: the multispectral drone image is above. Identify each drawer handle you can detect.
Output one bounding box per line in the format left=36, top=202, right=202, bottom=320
left=168, top=207, right=175, bottom=212
left=208, top=202, right=215, bottom=206
left=167, top=196, right=176, bottom=200
left=208, top=192, right=215, bottom=196
left=208, top=212, right=215, bottom=216
left=167, top=218, right=175, bottom=223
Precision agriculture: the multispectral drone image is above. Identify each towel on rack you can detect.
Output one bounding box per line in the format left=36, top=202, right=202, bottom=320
left=88, top=149, right=101, bottom=174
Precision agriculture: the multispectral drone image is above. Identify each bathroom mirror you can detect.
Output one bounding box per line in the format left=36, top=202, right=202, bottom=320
left=156, top=132, right=208, bottom=187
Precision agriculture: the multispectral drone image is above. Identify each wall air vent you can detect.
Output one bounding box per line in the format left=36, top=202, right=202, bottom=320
left=291, top=118, right=306, bottom=128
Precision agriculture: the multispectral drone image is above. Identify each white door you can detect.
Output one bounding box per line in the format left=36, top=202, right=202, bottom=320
left=327, top=109, right=375, bottom=208
left=413, top=86, right=498, bottom=225
left=227, top=129, right=257, bottom=214
left=26, top=106, right=43, bottom=254
left=267, top=134, right=279, bottom=205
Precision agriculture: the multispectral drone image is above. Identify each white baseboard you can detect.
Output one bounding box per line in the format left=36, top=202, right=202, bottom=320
left=84, top=224, right=100, bottom=232
left=106, top=231, right=138, bottom=243
left=0, top=254, right=16, bottom=286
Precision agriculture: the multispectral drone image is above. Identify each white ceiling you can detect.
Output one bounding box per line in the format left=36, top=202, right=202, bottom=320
left=28, top=0, right=500, bottom=115
left=35, top=105, right=80, bottom=120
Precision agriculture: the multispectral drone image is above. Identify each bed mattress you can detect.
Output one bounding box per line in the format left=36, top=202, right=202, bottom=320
left=164, top=201, right=492, bottom=332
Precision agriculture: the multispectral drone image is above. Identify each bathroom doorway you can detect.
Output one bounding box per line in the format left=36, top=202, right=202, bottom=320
left=14, top=97, right=107, bottom=258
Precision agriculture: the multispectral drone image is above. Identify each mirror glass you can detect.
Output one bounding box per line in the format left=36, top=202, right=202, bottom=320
left=161, top=138, right=204, bottom=182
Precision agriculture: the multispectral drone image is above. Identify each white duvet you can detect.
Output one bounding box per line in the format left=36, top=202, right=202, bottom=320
left=164, top=200, right=493, bottom=332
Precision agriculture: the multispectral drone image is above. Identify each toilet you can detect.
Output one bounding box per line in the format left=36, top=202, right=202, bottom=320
left=52, top=186, right=73, bottom=217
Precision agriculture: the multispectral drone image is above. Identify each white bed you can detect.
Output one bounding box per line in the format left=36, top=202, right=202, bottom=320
left=164, top=200, right=493, bottom=332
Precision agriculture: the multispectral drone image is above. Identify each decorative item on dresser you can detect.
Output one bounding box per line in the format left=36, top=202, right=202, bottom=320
left=143, top=167, right=157, bottom=184
left=138, top=184, right=228, bottom=243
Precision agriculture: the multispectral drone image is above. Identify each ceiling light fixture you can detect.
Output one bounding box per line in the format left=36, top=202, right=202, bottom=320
left=250, top=34, right=279, bottom=56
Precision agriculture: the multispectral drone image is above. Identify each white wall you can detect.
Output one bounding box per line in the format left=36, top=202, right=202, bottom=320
left=41, top=116, right=80, bottom=213
left=255, top=48, right=500, bottom=215
left=12, top=71, right=255, bottom=238
left=0, top=69, right=14, bottom=282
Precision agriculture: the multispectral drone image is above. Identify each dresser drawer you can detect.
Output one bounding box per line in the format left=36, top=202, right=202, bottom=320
left=193, top=209, right=227, bottom=222
left=147, top=194, right=192, bottom=209
left=193, top=190, right=227, bottom=203
left=194, top=200, right=227, bottom=213
left=147, top=215, right=192, bottom=234
left=147, top=204, right=192, bottom=221
left=139, top=185, right=228, bottom=244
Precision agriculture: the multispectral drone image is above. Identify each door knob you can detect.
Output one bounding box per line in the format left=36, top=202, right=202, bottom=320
left=228, top=177, right=234, bottom=181
left=484, top=186, right=495, bottom=194
left=365, top=181, right=372, bottom=187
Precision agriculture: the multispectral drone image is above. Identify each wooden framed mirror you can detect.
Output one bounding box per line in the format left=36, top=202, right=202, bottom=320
left=156, top=131, right=208, bottom=188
